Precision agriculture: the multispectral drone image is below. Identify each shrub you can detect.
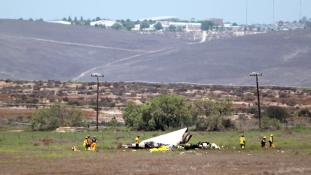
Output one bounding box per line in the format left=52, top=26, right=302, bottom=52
left=261, top=116, right=283, bottom=130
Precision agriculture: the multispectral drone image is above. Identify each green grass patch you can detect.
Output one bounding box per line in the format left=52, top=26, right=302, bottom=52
left=1, top=127, right=311, bottom=157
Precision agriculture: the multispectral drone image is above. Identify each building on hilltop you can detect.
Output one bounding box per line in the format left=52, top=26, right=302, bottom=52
left=90, top=20, right=118, bottom=28
left=138, top=16, right=179, bottom=22
left=47, top=21, right=71, bottom=25
left=204, top=18, right=223, bottom=26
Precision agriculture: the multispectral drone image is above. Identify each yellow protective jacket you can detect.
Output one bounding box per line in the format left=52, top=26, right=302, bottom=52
left=135, top=137, right=140, bottom=144
left=83, top=139, right=88, bottom=146
left=269, top=136, right=273, bottom=143
left=240, top=137, right=245, bottom=144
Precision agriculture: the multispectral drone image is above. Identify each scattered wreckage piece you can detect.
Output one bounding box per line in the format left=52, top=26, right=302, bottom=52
left=183, top=142, right=220, bottom=150
left=149, top=145, right=169, bottom=153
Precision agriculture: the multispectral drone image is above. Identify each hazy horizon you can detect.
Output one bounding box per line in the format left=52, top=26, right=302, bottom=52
left=1, top=0, right=310, bottom=25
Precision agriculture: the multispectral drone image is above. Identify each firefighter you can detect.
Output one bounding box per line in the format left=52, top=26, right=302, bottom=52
left=269, top=134, right=275, bottom=148
left=240, top=135, right=246, bottom=148
left=135, top=135, right=140, bottom=149
left=87, top=135, right=91, bottom=150
left=261, top=136, right=266, bottom=149
left=83, top=137, right=89, bottom=150
left=91, top=136, right=97, bottom=151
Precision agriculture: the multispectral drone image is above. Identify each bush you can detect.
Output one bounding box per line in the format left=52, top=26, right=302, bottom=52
left=30, top=103, right=87, bottom=131
left=264, top=106, right=290, bottom=122
left=261, top=116, right=283, bottom=130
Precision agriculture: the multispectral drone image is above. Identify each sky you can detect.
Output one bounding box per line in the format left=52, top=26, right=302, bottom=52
left=0, top=0, right=310, bottom=24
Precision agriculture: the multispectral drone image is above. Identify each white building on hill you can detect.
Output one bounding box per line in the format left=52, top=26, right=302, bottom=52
left=47, top=21, right=71, bottom=25
left=138, top=16, right=179, bottom=21
left=90, top=20, right=117, bottom=28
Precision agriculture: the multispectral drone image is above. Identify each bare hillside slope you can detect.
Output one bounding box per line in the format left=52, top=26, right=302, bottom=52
left=1, top=19, right=311, bottom=87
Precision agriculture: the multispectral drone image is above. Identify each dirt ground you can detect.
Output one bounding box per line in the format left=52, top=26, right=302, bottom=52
left=1, top=149, right=311, bottom=175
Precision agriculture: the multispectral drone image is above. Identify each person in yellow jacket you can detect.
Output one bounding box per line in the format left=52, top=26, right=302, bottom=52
left=83, top=137, right=89, bottom=150
left=240, top=135, right=246, bottom=148
left=261, top=136, right=266, bottom=149
left=135, top=135, right=140, bottom=149
left=269, top=134, right=275, bottom=148
left=90, top=136, right=97, bottom=151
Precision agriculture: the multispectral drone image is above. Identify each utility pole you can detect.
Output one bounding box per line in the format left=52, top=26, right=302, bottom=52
left=91, top=73, right=104, bottom=130
left=246, top=0, right=248, bottom=26
left=250, top=72, right=262, bottom=128
left=273, top=0, right=275, bottom=24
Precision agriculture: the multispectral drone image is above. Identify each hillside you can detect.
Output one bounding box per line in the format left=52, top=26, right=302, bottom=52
left=1, top=19, right=311, bottom=87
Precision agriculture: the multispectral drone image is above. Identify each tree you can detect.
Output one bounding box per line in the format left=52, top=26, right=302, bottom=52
left=297, top=108, right=311, bottom=117
left=123, top=101, right=144, bottom=130
left=123, top=95, right=191, bottom=131
left=29, top=18, right=33, bottom=21
left=192, top=97, right=233, bottom=131
left=62, top=17, right=67, bottom=21
left=123, top=21, right=135, bottom=31
left=200, top=21, right=214, bottom=31
left=109, top=116, right=118, bottom=127
left=264, top=106, right=290, bottom=122
left=300, top=16, right=307, bottom=23
left=148, top=94, right=191, bottom=130
left=68, top=16, right=72, bottom=22
left=140, top=20, right=150, bottom=30
left=84, top=19, right=91, bottom=26
left=168, top=24, right=176, bottom=31
left=31, top=103, right=87, bottom=131
left=111, top=23, right=122, bottom=30
left=154, top=22, right=163, bottom=30
left=232, top=22, right=238, bottom=26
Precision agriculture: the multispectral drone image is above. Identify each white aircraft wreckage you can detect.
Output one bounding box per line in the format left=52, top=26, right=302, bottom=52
left=123, top=127, right=221, bottom=151
left=123, top=128, right=192, bottom=149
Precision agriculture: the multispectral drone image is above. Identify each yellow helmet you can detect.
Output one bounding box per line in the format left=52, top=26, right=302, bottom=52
left=271, top=134, right=273, bottom=136
left=263, top=136, right=266, bottom=138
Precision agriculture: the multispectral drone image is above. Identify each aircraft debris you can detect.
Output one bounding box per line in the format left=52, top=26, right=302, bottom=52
left=122, top=128, right=192, bottom=149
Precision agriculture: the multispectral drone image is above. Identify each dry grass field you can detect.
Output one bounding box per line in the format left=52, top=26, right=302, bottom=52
left=1, top=147, right=311, bottom=175
left=1, top=128, right=311, bottom=175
